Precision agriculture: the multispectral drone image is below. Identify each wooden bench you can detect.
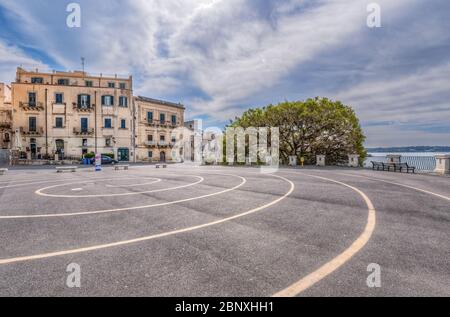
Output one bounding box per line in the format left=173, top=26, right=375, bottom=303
left=114, top=164, right=129, bottom=171
left=393, top=163, right=416, bottom=174
left=0, top=168, right=8, bottom=176
left=56, top=166, right=78, bottom=173
left=156, top=164, right=168, bottom=169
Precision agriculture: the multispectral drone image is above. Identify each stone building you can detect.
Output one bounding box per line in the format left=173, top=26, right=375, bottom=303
left=11, top=67, right=134, bottom=161
left=0, top=83, right=12, bottom=150
left=135, top=96, right=185, bottom=162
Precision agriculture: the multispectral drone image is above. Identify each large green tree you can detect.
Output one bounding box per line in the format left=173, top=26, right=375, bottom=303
left=230, top=97, right=366, bottom=165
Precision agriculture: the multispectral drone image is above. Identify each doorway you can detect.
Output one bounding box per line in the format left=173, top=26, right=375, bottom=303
left=160, top=151, right=166, bottom=162
left=56, top=139, right=65, bottom=160
left=118, top=148, right=129, bottom=162
left=30, top=140, right=37, bottom=160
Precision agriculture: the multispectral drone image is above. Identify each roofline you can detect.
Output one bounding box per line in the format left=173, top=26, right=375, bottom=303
left=135, top=96, right=185, bottom=110
left=16, top=67, right=132, bottom=81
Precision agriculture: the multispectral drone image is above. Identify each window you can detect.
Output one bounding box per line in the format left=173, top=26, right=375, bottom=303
left=29, top=117, right=37, bottom=132
left=119, top=96, right=128, bottom=107
left=57, top=78, right=69, bottom=86
left=102, top=95, right=114, bottom=106
left=148, top=151, right=153, bottom=158
left=82, top=139, right=88, bottom=147
left=171, top=115, right=177, bottom=125
left=119, top=83, right=126, bottom=89
left=104, top=118, right=112, bottom=129
left=78, top=94, right=91, bottom=108
left=55, top=117, right=64, bottom=128
left=28, top=92, right=37, bottom=106
left=108, top=82, right=115, bottom=88
left=31, top=77, right=43, bottom=84
left=106, top=138, right=112, bottom=147
left=85, top=81, right=93, bottom=87
left=147, top=112, right=153, bottom=122
left=81, top=118, right=88, bottom=132
left=148, top=135, right=153, bottom=142
left=55, top=93, right=63, bottom=104
left=120, top=119, right=126, bottom=129
left=160, top=135, right=165, bottom=142
left=160, top=113, right=166, bottom=124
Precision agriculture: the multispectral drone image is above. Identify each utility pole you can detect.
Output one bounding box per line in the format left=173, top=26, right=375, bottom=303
left=45, top=88, right=48, bottom=158
left=94, top=91, right=98, bottom=153
left=81, top=57, right=85, bottom=73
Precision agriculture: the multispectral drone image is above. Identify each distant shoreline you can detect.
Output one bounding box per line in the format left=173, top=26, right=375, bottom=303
left=367, top=146, right=450, bottom=153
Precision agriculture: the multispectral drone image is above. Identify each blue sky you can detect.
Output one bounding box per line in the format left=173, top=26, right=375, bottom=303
left=0, top=0, right=449, bottom=147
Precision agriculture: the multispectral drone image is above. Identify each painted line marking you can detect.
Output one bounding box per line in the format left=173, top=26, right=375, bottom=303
left=0, top=174, right=294, bottom=266
left=273, top=172, right=377, bottom=297
left=106, top=178, right=162, bottom=188
left=71, top=188, right=83, bottom=192
left=35, top=175, right=204, bottom=198
left=0, top=174, right=243, bottom=219
left=338, top=172, right=450, bottom=202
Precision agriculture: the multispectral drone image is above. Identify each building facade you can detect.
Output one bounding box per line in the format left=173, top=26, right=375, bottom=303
left=0, top=83, right=12, bottom=150
left=11, top=68, right=134, bottom=161
left=135, top=96, right=185, bottom=162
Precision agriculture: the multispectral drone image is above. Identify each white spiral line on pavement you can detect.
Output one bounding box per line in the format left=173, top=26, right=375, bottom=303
left=0, top=173, right=294, bottom=265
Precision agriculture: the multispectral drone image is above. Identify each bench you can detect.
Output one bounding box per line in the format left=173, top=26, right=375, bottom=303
left=114, top=164, right=129, bottom=171
left=371, top=161, right=416, bottom=173
left=371, top=161, right=386, bottom=171
left=156, top=164, right=167, bottom=169
left=56, top=166, right=78, bottom=173
left=371, top=161, right=391, bottom=171
left=393, top=163, right=416, bottom=174
left=0, top=168, right=8, bottom=176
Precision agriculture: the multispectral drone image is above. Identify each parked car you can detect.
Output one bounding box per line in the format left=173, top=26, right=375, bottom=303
left=81, top=155, right=119, bottom=165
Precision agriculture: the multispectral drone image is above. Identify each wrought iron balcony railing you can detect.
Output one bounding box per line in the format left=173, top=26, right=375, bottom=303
left=19, top=102, right=44, bottom=111
left=73, top=127, right=95, bottom=135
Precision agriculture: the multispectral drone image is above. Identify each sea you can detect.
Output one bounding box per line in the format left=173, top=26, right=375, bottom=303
left=365, top=152, right=450, bottom=171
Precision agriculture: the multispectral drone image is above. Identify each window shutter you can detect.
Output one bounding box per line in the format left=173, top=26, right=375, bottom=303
left=78, top=95, right=82, bottom=107
left=101, top=96, right=105, bottom=105
left=87, top=95, right=91, bottom=107
left=111, top=96, right=114, bottom=106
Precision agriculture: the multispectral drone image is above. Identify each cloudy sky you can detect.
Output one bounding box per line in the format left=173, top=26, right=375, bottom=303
left=0, top=0, right=449, bottom=147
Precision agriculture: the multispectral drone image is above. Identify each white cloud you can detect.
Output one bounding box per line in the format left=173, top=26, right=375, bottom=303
left=1, top=0, right=449, bottom=147
left=0, top=42, right=47, bottom=83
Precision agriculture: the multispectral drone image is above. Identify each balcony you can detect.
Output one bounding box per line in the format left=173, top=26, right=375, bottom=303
left=19, top=102, right=44, bottom=111
left=73, top=127, right=95, bottom=136
left=21, top=127, right=44, bottom=136
left=0, top=122, right=11, bottom=129
left=144, top=120, right=157, bottom=127
left=144, top=141, right=157, bottom=148
left=158, top=141, right=169, bottom=148
left=73, top=103, right=95, bottom=113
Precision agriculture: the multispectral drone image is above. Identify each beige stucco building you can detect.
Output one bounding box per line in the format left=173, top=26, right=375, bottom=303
left=0, top=83, right=12, bottom=150
left=135, top=96, right=185, bottom=162
left=11, top=67, right=134, bottom=161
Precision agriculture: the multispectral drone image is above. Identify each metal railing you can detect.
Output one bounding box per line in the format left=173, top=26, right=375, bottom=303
left=365, top=156, right=437, bottom=171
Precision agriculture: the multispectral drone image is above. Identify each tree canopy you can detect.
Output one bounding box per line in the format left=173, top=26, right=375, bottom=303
left=230, top=97, right=366, bottom=165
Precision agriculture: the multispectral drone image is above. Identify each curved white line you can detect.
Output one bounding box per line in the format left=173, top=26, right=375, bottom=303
left=0, top=175, right=150, bottom=189
left=0, top=174, right=244, bottom=219
left=35, top=175, right=202, bottom=198
left=339, top=172, right=450, bottom=202
left=0, top=174, right=294, bottom=265
left=273, top=172, right=377, bottom=297
left=106, top=178, right=162, bottom=188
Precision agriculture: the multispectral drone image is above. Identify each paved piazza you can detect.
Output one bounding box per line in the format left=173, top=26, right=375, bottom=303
left=0, top=165, right=449, bottom=296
